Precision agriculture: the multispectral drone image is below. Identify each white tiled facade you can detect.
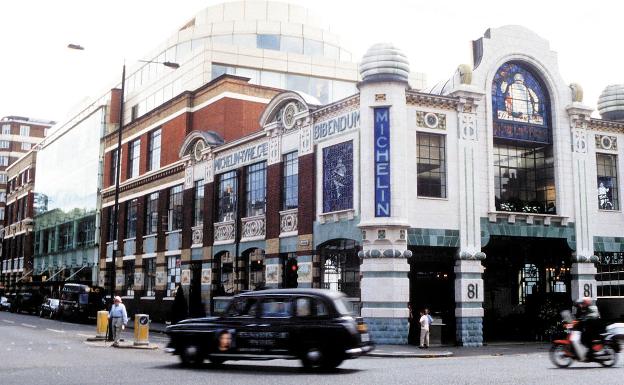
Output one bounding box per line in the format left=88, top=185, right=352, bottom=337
left=277, top=25, right=624, bottom=345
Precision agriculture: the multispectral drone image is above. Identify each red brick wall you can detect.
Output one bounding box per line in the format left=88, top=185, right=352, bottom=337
left=297, top=153, right=315, bottom=236
left=191, top=98, right=266, bottom=142
left=160, top=112, right=191, bottom=167
left=265, top=162, right=282, bottom=239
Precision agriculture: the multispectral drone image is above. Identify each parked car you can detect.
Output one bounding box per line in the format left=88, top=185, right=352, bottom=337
left=0, top=295, right=11, bottom=311
left=11, top=291, right=43, bottom=315
left=39, top=298, right=61, bottom=319
left=165, top=289, right=374, bottom=369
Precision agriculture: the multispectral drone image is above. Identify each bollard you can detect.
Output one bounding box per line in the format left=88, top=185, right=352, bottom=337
left=133, top=314, right=150, bottom=346
left=96, top=310, right=109, bottom=339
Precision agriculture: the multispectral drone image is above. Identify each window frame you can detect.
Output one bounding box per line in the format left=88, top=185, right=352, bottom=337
left=596, top=152, right=619, bottom=211
left=148, top=129, right=161, bottom=171
left=416, top=132, right=447, bottom=199
left=245, top=162, right=267, bottom=217
left=193, top=180, right=204, bottom=227
left=145, top=192, right=159, bottom=235
left=282, top=152, right=299, bottom=210
left=167, top=185, right=183, bottom=231
left=128, top=139, right=140, bottom=179
left=125, top=198, right=138, bottom=239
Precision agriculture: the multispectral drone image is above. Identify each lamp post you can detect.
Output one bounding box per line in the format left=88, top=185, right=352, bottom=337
left=67, top=43, right=179, bottom=306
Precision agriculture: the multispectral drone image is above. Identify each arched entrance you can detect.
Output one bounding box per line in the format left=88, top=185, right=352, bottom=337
left=318, top=239, right=360, bottom=298
left=482, top=236, right=572, bottom=341
left=212, top=251, right=234, bottom=296
left=242, top=248, right=266, bottom=291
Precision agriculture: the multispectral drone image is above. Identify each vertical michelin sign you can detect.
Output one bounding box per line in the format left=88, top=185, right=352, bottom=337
left=374, top=107, right=391, bottom=217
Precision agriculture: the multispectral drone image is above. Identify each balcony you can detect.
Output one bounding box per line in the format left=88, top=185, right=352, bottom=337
left=214, top=220, right=235, bottom=245
left=279, top=209, right=298, bottom=237
left=241, top=214, right=266, bottom=242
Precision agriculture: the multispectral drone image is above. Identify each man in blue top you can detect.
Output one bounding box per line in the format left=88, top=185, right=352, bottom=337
left=109, top=296, right=128, bottom=346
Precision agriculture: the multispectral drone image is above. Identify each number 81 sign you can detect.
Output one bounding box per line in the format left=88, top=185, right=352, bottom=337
left=458, top=280, right=484, bottom=302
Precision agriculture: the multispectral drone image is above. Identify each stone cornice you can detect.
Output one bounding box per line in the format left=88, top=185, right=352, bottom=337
left=588, top=118, right=624, bottom=133
left=405, top=91, right=459, bottom=110
left=311, top=94, right=360, bottom=120
left=102, top=163, right=184, bottom=200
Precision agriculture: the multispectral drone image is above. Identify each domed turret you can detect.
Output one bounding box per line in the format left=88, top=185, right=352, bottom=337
left=598, top=84, right=624, bottom=121
left=359, top=43, right=410, bottom=84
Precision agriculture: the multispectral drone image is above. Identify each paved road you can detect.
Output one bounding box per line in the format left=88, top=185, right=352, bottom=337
left=1, top=311, right=623, bottom=385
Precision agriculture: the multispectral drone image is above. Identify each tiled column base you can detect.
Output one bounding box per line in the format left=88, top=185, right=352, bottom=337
left=456, top=317, right=483, bottom=347
left=365, top=317, right=409, bottom=344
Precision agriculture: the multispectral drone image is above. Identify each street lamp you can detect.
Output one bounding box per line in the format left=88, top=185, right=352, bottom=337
left=67, top=44, right=179, bottom=303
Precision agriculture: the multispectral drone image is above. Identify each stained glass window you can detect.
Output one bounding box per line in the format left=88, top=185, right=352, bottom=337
left=322, top=141, right=353, bottom=213
left=596, top=252, right=624, bottom=297
left=492, top=62, right=550, bottom=144
left=596, top=153, right=619, bottom=210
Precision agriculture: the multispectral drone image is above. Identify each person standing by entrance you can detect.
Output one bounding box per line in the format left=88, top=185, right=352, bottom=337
left=109, top=296, right=128, bottom=347
left=419, top=310, right=431, bottom=348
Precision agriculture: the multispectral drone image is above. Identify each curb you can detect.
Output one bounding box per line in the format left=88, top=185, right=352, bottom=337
left=368, top=351, right=454, bottom=358
left=83, top=340, right=160, bottom=350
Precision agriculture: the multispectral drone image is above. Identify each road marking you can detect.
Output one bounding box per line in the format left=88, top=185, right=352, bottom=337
left=21, top=323, right=37, bottom=328
left=2, top=320, right=15, bottom=324
left=47, top=328, right=65, bottom=333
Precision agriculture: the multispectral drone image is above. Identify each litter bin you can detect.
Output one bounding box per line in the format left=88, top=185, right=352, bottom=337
left=134, top=314, right=150, bottom=346
left=96, top=311, right=108, bottom=339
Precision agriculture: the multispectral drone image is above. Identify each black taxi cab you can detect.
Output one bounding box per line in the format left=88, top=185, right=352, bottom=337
left=165, top=289, right=373, bottom=369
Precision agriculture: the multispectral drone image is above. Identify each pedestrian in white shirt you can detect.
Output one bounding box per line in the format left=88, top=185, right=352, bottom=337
left=109, top=296, right=128, bottom=346
left=419, top=310, right=430, bottom=348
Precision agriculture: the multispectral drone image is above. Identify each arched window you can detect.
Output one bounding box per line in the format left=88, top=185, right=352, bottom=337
left=492, top=62, right=556, bottom=214
left=318, top=239, right=360, bottom=298
left=245, top=248, right=266, bottom=291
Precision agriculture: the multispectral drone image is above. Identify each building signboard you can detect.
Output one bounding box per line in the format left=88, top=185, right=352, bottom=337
left=374, top=107, right=391, bottom=217
left=313, top=110, right=360, bottom=142
left=214, top=141, right=268, bottom=173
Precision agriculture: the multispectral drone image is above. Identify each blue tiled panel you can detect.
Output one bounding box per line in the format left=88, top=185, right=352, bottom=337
left=166, top=232, right=181, bottom=251
left=322, top=140, right=353, bottom=213
left=313, top=217, right=361, bottom=247
left=594, top=236, right=624, bottom=253
left=480, top=217, right=576, bottom=249
left=123, top=239, right=136, bottom=256
left=143, top=236, right=156, bottom=254
left=407, top=228, right=459, bottom=247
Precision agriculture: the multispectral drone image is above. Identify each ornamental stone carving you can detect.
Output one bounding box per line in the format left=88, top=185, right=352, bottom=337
left=241, top=215, right=266, bottom=240
left=573, top=129, right=587, bottom=153
left=205, top=157, right=214, bottom=183
left=184, top=167, right=194, bottom=189
left=280, top=209, right=298, bottom=234
left=214, top=221, right=235, bottom=242
left=459, top=113, right=477, bottom=140
left=299, top=126, right=313, bottom=155
left=595, top=134, right=618, bottom=151
left=192, top=228, right=203, bottom=245
left=268, top=136, right=281, bottom=165
left=416, top=111, right=446, bottom=129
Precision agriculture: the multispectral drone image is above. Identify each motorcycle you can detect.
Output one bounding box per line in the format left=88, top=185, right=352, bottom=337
left=550, top=310, right=623, bottom=368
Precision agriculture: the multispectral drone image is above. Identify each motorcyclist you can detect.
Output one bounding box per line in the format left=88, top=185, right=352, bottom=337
left=574, top=297, right=601, bottom=357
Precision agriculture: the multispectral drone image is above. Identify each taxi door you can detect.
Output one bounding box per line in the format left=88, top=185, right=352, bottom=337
left=219, top=296, right=261, bottom=354
left=258, top=296, right=293, bottom=355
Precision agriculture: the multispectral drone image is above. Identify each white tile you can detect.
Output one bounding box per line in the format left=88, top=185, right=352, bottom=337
left=288, top=3, right=307, bottom=24
left=204, top=4, right=224, bottom=24
left=281, top=22, right=303, bottom=37
left=257, top=20, right=280, bottom=34
left=223, top=1, right=244, bottom=21
left=211, top=21, right=234, bottom=35
left=262, top=57, right=287, bottom=72
left=267, top=1, right=288, bottom=22
left=287, top=60, right=311, bottom=75
left=244, top=0, right=267, bottom=20
left=233, top=20, right=257, bottom=34
left=303, top=25, right=323, bottom=41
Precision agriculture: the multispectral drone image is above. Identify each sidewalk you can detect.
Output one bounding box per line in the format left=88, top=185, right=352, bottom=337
left=370, top=342, right=551, bottom=358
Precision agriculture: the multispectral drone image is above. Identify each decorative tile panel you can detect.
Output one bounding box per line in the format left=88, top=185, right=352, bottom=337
left=322, top=140, right=353, bottom=213
left=595, top=134, right=618, bottom=151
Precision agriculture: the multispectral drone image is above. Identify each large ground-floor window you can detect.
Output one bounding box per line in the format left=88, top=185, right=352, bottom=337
left=596, top=252, right=624, bottom=297
left=493, top=142, right=556, bottom=214
left=318, top=239, right=360, bottom=298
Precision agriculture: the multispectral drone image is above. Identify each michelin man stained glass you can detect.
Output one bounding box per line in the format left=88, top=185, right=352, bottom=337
left=323, top=141, right=353, bottom=213
left=492, top=62, right=551, bottom=144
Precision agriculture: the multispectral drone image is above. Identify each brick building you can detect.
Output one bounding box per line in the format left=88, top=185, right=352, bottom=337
left=99, top=75, right=280, bottom=320
left=1, top=150, right=38, bottom=287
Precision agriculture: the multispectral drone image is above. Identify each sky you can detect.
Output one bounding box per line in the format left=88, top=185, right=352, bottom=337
left=0, top=0, right=622, bottom=122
